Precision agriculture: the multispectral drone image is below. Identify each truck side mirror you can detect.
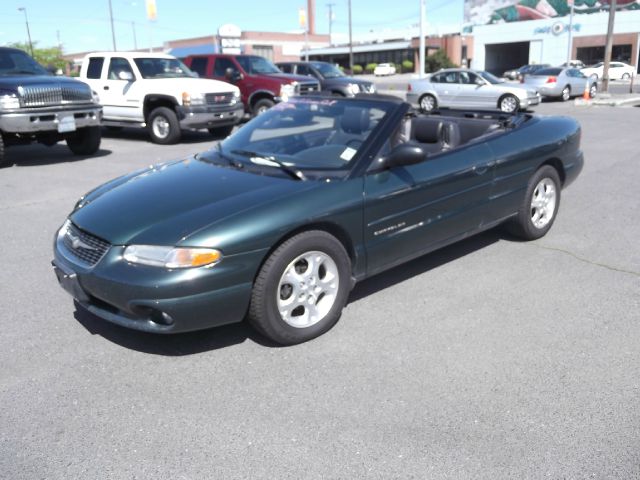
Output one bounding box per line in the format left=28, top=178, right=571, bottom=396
left=225, top=68, right=243, bottom=82
left=118, top=71, right=134, bottom=81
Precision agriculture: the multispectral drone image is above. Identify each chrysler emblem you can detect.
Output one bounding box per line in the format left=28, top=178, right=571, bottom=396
left=67, top=232, right=96, bottom=251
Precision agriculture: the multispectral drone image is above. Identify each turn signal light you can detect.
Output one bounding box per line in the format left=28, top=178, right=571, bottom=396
left=546, top=76, right=557, bottom=83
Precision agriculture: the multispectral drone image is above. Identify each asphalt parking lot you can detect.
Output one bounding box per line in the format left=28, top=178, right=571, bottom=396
left=1, top=100, right=639, bottom=479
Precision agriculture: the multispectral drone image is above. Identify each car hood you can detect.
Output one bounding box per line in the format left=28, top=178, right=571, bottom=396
left=264, top=73, right=317, bottom=84
left=0, top=74, right=90, bottom=92
left=70, top=156, right=314, bottom=246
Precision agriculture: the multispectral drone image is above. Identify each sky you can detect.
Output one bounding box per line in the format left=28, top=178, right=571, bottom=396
left=1, top=0, right=464, bottom=54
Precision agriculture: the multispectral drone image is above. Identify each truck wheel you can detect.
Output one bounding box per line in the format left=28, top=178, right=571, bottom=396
left=252, top=98, right=274, bottom=117
left=148, top=107, right=181, bottom=144
left=0, top=134, right=8, bottom=168
left=207, top=125, right=234, bottom=139
left=66, top=126, right=101, bottom=155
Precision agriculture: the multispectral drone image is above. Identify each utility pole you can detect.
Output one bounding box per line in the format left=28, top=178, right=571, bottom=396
left=602, top=0, right=617, bottom=92
left=132, top=21, right=138, bottom=50
left=56, top=30, right=62, bottom=50
left=17, top=7, right=33, bottom=56
left=566, top=0, right=574, bottom=65
left=108, top=0, right=117, bottom=51
left=327, top=3, right=335, bottom=45
left=348, top=0, right=353, bottom=73
left=419, top=0, right=425, bottom=78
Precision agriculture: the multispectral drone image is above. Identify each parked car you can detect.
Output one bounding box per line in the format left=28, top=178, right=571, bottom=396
left=79, top=51, right=243, bottom=144
left=407, top=68, right=540, bottom=113
left=373, top=63, right=396, bottom=76
left=276, top=61, right=375, bottom=97
left=580, top=61, right=635, bottom=80
left=183, top=54, right=320, bottom=116
left=0, top=47, right=102, bottom=168
left=522, top=67, right=597, bottom=101
left=52, top=95, right=582, bottom=345
left=560, top=60, right=586, bottom=69
left=503, top=64, right=550, bottom=80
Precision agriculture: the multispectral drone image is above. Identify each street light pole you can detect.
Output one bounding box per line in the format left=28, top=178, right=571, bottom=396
left=17, top=7, right=34, bottom=56
left=132, top=21, right=138, bottom=50
left=108, top=0, right=117, bottom=51
left=566, top=0, right=574, bottom=65
left=348, top=0, right=353, bottom=73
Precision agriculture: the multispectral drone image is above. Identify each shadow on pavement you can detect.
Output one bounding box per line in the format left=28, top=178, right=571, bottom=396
left=5, top=144, right=112, bottom=167
left=74, top=228, right=505, bottom=355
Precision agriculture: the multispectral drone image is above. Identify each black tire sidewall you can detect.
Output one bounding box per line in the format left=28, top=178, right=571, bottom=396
left=500, top=94, right=519, bottom=113
left=249, top=231, right=351, bottom=345
left=252, top=99, right=275, bottom=117
left=148, top=107, right=181, bottom=144
left=66, top=126, right=101, bottom=155
left=515, top=165, right=561, bottom=240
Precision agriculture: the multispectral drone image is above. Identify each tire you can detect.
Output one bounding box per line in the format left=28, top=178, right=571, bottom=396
left=0, top=133, right=7, bottom=168
left=499, top=94, right=519, bottom=113
left=66, top=126, right=101, bottom=155
left=252, top=98, right=275, bottom=117
left=561, top=85, right=571, bottom=102
left=248, top=230, right=351, bottom=345
left=148, top=107, right=181, bottom=144
left=622, top=73, right=631, bottom=80
left=419, top=94, right=437, bottom=113
left=589, top=83, right=597, bottom=99
left=207, top=125, right=234, bottom=139
left=507, top=165, right=561, bottom=240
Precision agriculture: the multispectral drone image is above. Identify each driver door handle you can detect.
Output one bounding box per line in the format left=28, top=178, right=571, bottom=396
left=103, top=85, right=109, bottom=90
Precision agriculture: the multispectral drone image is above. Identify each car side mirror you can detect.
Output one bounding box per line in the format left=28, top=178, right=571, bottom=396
left=381, top=143, right=426, bottom=169
left=225, top=68, right=243, bottom=82
left=118, top=71, right=134, bottom=81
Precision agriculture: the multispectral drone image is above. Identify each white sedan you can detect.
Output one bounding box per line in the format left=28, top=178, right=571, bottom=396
left=580, top=61, right=636, bottom=80
left=373, top=63, right=396, bottom=76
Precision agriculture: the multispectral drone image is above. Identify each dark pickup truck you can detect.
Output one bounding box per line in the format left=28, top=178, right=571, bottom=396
left=276, top=61, right=375, bottom=97
left=183, top=54, right=320, bottom=116
left=0, top=47, right=102, bottom=167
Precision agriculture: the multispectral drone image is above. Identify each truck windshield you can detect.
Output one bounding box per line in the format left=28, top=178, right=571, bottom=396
left=312, top=62, right=345, bottom=79
left=236, top=56, right=281, bottom=75
left=133, top=58, right=195, bottom=78
left=0, top=49, right=50, bottom=76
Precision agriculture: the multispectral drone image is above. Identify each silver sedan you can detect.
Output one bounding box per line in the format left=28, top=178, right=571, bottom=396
left=407, top=68, right=541, bottom=113
left=522, top=67, right=597, bottom=101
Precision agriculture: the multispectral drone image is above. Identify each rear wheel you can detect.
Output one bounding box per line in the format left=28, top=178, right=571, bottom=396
left=561, top=85, right=571, bottom=101
left=622, top=73, right=631, bottom=80
left=207, top=125, right=234, bottom=139
left=252, top=98, right=275, bottom=117
left=66, top=126, right=101, bottom=155
left=148, top=107, right=181, bottom=144
left=589, top=83, right=597, bottom=98
left=507, top=165, right=561, bottom=240
left=419, top=94, right=437, bottom=112
left=499, top=94, right=519, bottom=113
left=248, top=230, right=351, bottom=345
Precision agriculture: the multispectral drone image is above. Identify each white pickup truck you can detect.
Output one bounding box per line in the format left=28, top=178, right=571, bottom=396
left=79, top=51, right=243, bottom=144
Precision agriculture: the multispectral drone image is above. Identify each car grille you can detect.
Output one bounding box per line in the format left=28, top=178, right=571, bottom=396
left=205, top=92, right=235, bottom=105
left=297, top=82, right=320, bottom=94
left=62, top=222, right=110, bottom=266
left=19, top=83, right=92, bottom=108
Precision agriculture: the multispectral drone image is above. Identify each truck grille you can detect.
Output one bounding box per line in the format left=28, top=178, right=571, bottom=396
left=205, top=92, right=235, bottom=105
left=298, top=82, right=320, bottom=95
left=62, top=222, right=110, bottom=267
left=19, top=83, right=93, bottom=108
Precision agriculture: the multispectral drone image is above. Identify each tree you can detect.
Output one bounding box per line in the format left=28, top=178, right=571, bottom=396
left=8, top=42, right=66, bottom=72
left=424, top=49, right=455, bottom=73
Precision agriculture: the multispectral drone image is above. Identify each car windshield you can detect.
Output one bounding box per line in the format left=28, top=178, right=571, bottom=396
left=236, top=56, right=281, bottom=74
left=312, top=62, right=345, bottom=78
left=0, top=49, right=50, bottom=76
left=478, top=71, right=502, bottom=84
left=535, top=67, right=562, bottom=76
left=133, top=58, right=194, bottom=78
left=206, top=98, right=391, bottom=177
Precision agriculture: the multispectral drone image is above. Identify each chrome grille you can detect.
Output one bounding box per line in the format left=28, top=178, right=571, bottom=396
left=298, top=82, right=320, bottom=95
left=19, top=83, right=92, bottom=108
left=205, top=92, right=235, bottom=105
left=62, top=222, right=110, bottom=266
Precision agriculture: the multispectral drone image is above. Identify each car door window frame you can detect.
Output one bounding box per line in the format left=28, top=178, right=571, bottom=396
left=107, top=57, right=136, bottom=80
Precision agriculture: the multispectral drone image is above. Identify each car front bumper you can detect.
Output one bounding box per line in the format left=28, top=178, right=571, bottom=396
left=176, top=103, right=244, bottom=130
left=0, top=105, right=102, bottom=133
left=52, top=225, right=267, bottom=333
left=519, top=93, right=541, bottom=107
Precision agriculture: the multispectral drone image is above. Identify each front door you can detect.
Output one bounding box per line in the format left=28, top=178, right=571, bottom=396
left=100, top=57, right=140, bottom=121
left=363, top=141, right=495, bottom=276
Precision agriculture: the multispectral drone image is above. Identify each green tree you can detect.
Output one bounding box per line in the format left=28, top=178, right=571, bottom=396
left=424, top=49, right=455, bottom=73
left=8, top=42, right=66, bottom=72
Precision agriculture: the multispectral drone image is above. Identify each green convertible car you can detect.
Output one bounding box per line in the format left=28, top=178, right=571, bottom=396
left=53, top=95, right=583, bottom=345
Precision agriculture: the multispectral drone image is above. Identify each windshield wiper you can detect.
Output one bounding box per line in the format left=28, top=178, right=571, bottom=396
left=230, top=149, right=306, bottom=181
left=213, top=143, right=245, bottom=169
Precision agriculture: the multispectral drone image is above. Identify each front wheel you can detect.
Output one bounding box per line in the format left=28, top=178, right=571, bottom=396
left=419, top=94, right=437, bottom=112
left=248, top=231, right=351, bottom=345
left=207, top=125, right=234, bottom=139
left=499, top=94, right=519, bottom=113
left=148, top=107, right=181, bottom=144
left=66, top=126, right=101, bottom=155
left=252, top=98, right=275, bottom=117
left=507, top=165, right=561, bottom=240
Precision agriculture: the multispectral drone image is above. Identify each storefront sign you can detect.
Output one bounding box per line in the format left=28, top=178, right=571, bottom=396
left=534, top=22, right=581, bottom=35
left=218, top=24, right=242, bottom=55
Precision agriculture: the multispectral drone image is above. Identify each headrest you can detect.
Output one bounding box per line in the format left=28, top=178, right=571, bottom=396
left=441, top=122, right=461, bottom=148
left=413, top=118, right=443, bottom=144
left=341, top=107, right=370, bottom=134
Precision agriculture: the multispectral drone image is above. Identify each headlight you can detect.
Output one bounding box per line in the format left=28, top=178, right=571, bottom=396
left=123, top=245, right=222, bottom=269
left=182, top=91, right=205, bottom=106
left=232, top=90, right=240, bottom=103
left=0, top=94, right=20, bottom=110
left=91, top=90, right=100, bottom=104
left=348, top=83, right=360, bottom=95
left=279, top=83, right=296, bottom=101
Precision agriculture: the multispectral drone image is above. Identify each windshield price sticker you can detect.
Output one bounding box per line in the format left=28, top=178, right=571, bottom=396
left=340, top=147, right=357, bottom=162
left=57, top=115, right=76, bottom=133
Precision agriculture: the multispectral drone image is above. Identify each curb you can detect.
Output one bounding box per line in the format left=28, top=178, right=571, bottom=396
left=575, top=96, right=640, bottom=107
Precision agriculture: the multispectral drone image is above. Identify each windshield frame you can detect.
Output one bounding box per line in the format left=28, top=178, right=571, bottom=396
left=132, top=57, right=195, bottom=79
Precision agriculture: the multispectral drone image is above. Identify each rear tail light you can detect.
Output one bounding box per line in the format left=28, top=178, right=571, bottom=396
left=407, top=83, right=412, bottom=92
left=546, top=76, right=557, bottom=83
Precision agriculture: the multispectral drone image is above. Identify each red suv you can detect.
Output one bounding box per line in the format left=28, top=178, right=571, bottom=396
left=183, top=54, right=320, bottom=116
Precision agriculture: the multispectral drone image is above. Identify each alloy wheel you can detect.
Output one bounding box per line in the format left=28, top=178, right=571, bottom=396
left=420, top=95, right=435, bottom=112
left=151, top=115, right=170, bottom=139
left=530, top=178, right=557, bottom=229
